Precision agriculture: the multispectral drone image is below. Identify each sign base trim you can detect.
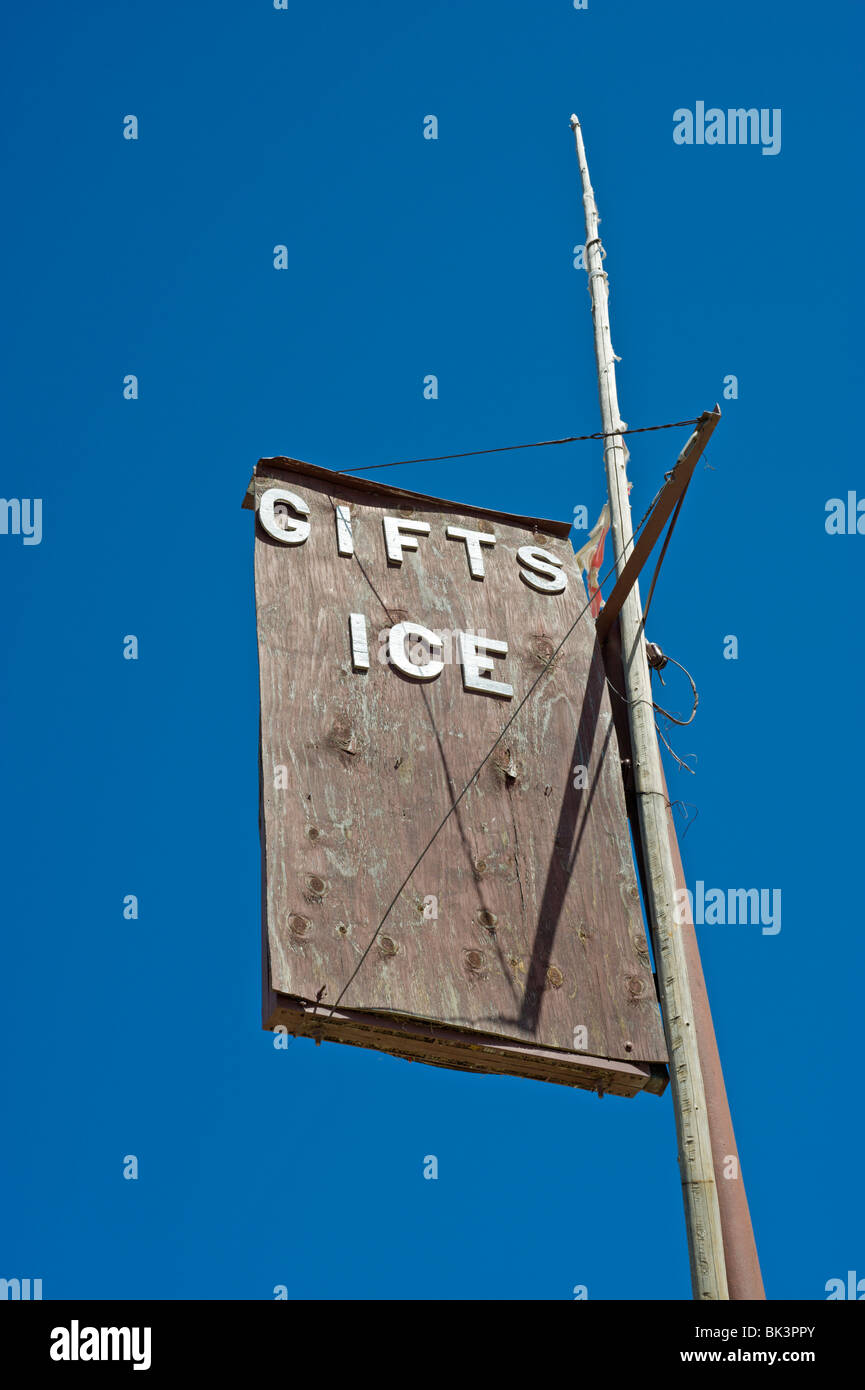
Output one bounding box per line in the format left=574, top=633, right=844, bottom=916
left=266, top=995, right=668, bottom=1098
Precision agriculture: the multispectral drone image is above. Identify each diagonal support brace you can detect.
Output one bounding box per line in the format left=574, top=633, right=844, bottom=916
left=595, top=406, right=721, bottom=645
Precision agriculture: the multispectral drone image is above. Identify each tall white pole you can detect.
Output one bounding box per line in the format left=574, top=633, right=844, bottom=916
left=570, top=114, right=728, bottom=1300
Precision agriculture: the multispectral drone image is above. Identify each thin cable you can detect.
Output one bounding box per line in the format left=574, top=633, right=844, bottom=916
left=605, top=648, right=699, bottom=729
left=651, top=654, right=698, bottom=726
left=641, top=442, right=707, bottom=628
left=655, top=719, right=697, bottom=775
left=642, top=492, right=686, bottom=626
left=327, top=489, right=663, bottom=1014
left=337, top=418, right=700, bottom=474
left=667, top=800, right=699, bottom=838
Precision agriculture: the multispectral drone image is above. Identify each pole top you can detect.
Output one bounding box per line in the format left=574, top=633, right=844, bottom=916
left=569, top=113, right=580, bottom=129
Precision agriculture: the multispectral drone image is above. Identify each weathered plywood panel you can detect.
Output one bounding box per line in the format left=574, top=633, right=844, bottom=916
left=248, top=457, right=667, bottom=1093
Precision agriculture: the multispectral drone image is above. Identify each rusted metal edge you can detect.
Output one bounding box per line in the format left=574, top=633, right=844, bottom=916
left=242, top=457, right=573, bottom=540
left=659, top=756, right=766, bottom=1296
left=594, top=406, right=721, bottom=645
left=266, top=994, right=669, bottom=1098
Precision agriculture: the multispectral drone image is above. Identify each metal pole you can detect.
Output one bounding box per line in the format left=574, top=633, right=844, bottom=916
left=570, top=113, right=729, bottom=1300
left=659, top=758, right=766, bottom=1299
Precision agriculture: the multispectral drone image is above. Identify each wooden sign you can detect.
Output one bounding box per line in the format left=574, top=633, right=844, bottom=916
left=243, top=457, right=668, bottom=1097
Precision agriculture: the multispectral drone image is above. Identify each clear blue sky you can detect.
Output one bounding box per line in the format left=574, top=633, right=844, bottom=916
left=1, top=0, right=861, bottom=1300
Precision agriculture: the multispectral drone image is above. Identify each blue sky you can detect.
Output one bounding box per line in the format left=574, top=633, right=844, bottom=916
left=1, top=0, right=862, bottom=1299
